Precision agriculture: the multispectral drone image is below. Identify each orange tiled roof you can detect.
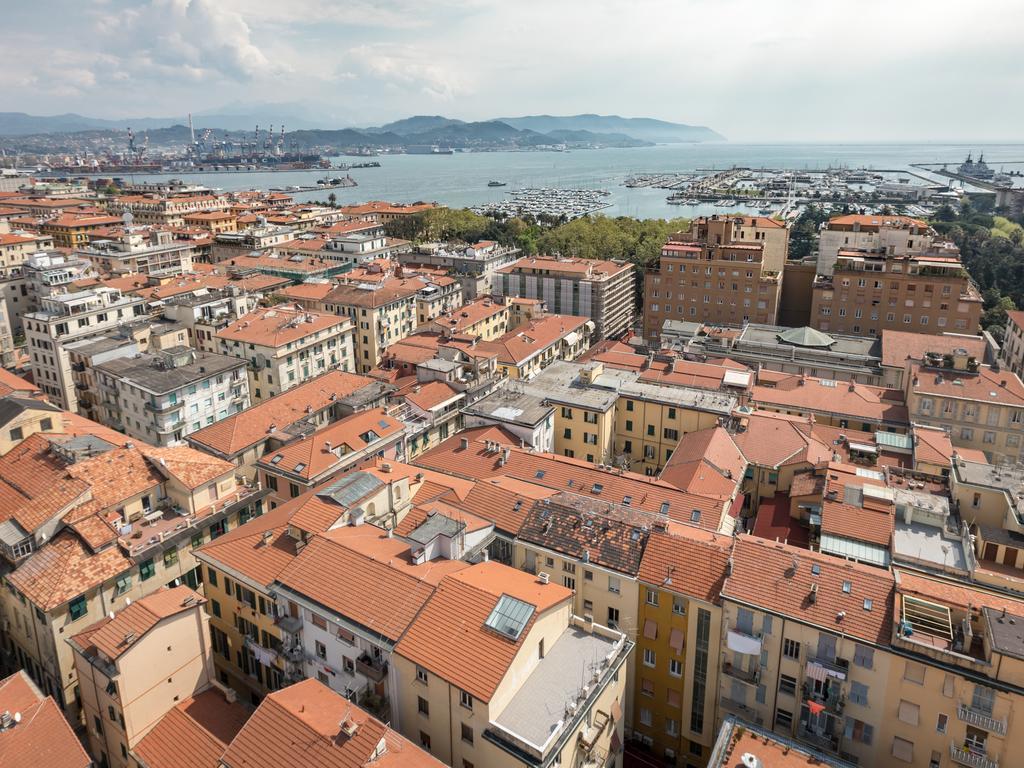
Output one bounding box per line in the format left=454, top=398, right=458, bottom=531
left=133, top=688, right=251, bottom=768
left=477, top=314, right=589, bottom=366
left=256, top=408, right=403, bottom=481
left=142, top=445, right=234, bottom=489
left=0, top=671, right=91, bottom=768
left=637, top=527, right=732, bottom=603
left=276, top=535, right=439, bottom=641
left=216, top=304, right=349, bottom=348
left=0, top=434, right=90, bottom=533
left=197, top=503, right=298, bottom=587
left=222, top=678, right=443, bottom=768
left=752, top=371, right=909, bottom=425
left=909, top=363, right=1024, bottom=406
left=401, top=380, right=461, bottom=411
left=396, top=562, right=572, bottom=702
left=8, top=530, right=133, bottom=610
left=659, top=427, right=746, bottom=499
left=188, top=371, right=377, bottom=458
left=72, top=586, right=203, bottom=661
left=414, top=429, right=726, bottom=530
left=723, top=535, right=894, bottom=644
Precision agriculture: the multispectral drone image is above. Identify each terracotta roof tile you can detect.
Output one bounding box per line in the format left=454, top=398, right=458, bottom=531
left=638, top=528, right=732, bottom=604
left=8, top=530, right=134, bottom=610
left=880, top=330, right=988, bottom=370
left=752, top=372, right=909, bottom=425
left=395, top=562, right=572, bottom=702
left=722, top=535, right=895, bottom=645
left=72, top=586, right=204, bottom=661
left=660, top=427, right=746, bottom=499
left=0, top=671, right=91, bottom=768
left=222, top=678, right=443, bottom=768
left=197, top=503, right=299, bottom=586
left=133, top=688, right=251, bottom=768
left=216, top=304, right=349, bottom=348
left=188, top=371, right=377, bottom=458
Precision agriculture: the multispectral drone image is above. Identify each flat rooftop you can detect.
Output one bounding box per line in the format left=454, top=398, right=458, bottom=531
left=738, top=323, right=881, bottom=358
left=893, top=520, right=968, bottom=572
left=983, top=606, right=1024, bottom=660
left=95, top=350, right=244, bottom=393
left=463, top=388, right=553, bottom=427
left=492, top=626, right=620, bottom=752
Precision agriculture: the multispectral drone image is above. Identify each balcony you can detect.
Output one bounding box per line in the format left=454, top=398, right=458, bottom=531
left=802, top=681, right=845, bottom=714
left=957, top=704, right=1007, bottom=737
left=356, top=653, right=387, bottom=683
left=145, top=399, right=184, bottom=413
left=719, top=696, right=763, bottom=725
left=722, top=659, right=760, bottom=686
left=725, top=627, right=762, bottom=656
left=275, top=615, right=302, bottom=635
left=797, top=726, right=840, bottom=753
left=950, top=743, right=998, bottom=768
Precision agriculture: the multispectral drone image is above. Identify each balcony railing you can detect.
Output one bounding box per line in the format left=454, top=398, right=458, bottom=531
left=797, top=727, right=840, bottom=753
left=722, top=660, right=760, bottom=686
left=957, top=703, right=1007, bottom=737
left=950, top=743, right=998, bottom=768
left=719, top=696, right=763, bottom=725
left=356, top=654, right=387, bottom=683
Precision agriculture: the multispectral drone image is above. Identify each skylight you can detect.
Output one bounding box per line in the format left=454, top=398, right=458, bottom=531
left=690, top=509, right=701, bottom=523
left=622, top=495, right=632, bottom=506
left=294, top=463, right=306, bottom=473
left=592, top=483, right=603, bottom=495
left=660, top=502, right=670, bottom=515
left=863, top=599, right=873, bottom=611
left=484, top=595, right=535, bottom=641
left=535, top=470, right=545, bottom=479
left=811, top=564, right=821, bottom=575
left=270, top=454, right=283, bottom=464
left=843, top=581, right=852, bottom=593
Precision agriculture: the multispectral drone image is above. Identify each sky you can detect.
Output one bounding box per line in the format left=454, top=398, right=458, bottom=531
left=2, top=0, right=1023, bottom=142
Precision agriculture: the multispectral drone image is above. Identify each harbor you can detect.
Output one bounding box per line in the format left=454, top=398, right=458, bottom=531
left=471, top=187, right=612, bottom=220
left=269, top=175, right=358, bottom=193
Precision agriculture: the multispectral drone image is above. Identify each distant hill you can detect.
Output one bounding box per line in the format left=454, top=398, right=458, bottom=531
left=498, top=114, right=724, bottom=143
left=364, top=115, right=466, bottom=135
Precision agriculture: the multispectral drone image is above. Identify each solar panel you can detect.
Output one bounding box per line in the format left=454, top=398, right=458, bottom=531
left=484, top=595, right=535, bottom=641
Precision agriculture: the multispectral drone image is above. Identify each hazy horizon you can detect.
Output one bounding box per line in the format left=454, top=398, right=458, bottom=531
left=4, top=0, right=1023, bottom=142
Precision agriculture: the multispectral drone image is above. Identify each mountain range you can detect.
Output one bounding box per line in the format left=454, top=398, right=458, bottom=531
left=0, top=112, right=723, bottom=146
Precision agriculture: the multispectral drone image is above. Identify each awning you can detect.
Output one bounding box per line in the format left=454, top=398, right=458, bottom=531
left=643, top=618, right=658, bottom=640
left=848, top=441, right=878, bottom=454
left=564, top=331, right=580, bottom=346
left=723, top=369, right=752, bottom=387
left=726, top=629, right=762, bottom=655
left=805, top=661, right=828, bottom=682
left=670, top=628, right=685, bottom=654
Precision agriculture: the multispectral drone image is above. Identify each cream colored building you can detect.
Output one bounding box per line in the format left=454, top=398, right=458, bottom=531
left=322, top=278, right=422, bottom=373
left=68, top=586, right=217, bottom=768
left=392, top=561, right=631, bottom=768
left=216, top=304, right=354, bottom=401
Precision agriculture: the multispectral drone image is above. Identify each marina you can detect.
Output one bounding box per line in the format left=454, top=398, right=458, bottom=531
left=471, top=187, right=612, bottom=219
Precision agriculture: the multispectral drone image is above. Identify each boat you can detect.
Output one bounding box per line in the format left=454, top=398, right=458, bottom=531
left=488, top=181, right=507, bottom=187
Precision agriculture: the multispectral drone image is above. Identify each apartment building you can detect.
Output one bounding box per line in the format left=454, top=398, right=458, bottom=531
left=0, top=670, right=91, bottom=768
left=999, top=310, right=1024, bottom=378
left=644, top=217, right=782, bottom=344
left=719, top=536, right=896, bottom=766
left=68, top=586, right=214, bottom=768
left=394, top=379, right=465, bottom=461
left=195, top=465, right=417, bottom=706
left=632, top=527, right=732, bottom=766
left=23, top=287, right=147, bottom=411
left=0, top=232, right=55, bottom=340
left=209, top=224, right=297, bottom=263
left=811, top=247, right=983, bottom=338
left=39, top=214, right=123, bottom=248
left=106, top=195, right=229, bottom=227
left=217, top=679, right=443, bottom=768
left=321, top=278, right=421, bottom=373
left=0, top=434, right=267, bottom=721
left=476, top=313, right=593, bottom=379
left=256, top=407, right=405, bottom=506
left=215, top=304, right=354, bottom=401
left=90, top=346, right=250, bottom=446
left=905, top=352, right=1024, bottom=464
left=185, top=370, right=388, bottom=475
left=399, top=241, right=521, bottom=299
left=817, top=214, right=934, bottom=276
left=75, top=229, right=195, bottom=275
left=392, top=561, right=631, bottom=768
left=419, top=295, right=509, bottom=340
left=492, top=256, right=637, bottom=339
left=160, top=288, right=260, bottom=352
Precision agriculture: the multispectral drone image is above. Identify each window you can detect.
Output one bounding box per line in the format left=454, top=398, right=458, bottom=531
left=211, top=600, right=221, bottom=618
left=972, top=685, right=995, bottom=716
left=643, top=648, right=656, bottom=667
left=163, top=548, right=178, bottom=568
left=665, top=718, right=679, bottom=737
left=69, top=594, right=87, bottom=621
left=416, top=666, right=428, bottom=684
left=672, top=597, right=685, bottom=615
left=891, top=736, right=914, bottom=764
left=779, top=674, right=797, bottom=696
left=139, top=559, right=155, bottom=581
left=315, top=641, right=326, bottom=660
left=461, top=723, right=473, bottom=744
left=845, top=717, right=874, bottom=745
left=646, top=589, right=659, bottom=606
left=641, top=677, right=655, bottom=697
left=608, top=576, right=621, bottom=594
left=420, top=732, right=431, bottom=750
left=669, top=659, right=682, bottom=677
left=936, top=713, right=948, bottom=734
left=114, top=574, right=132, bottom=596
left=639, top=707, right=652, bottom=727
left=206, top=568, right=218, bottom=587
left=775, top=709, right=793, bottom=729
left=311, top=613, right=327, bottom=630
left=417, top=696, right=429, bottom=716
left=853, top=644, right=873, bottom=669
left=849, top=681, right=869, bottom=706
left=460, top=689, right=472, bottom=709
left=783, top=638, right=800, bottom=660
left=9, top=427, right=23, bottom=442
left=904, top=660, right=925, bottom=685
left=607, top=607, right=619, bottom=629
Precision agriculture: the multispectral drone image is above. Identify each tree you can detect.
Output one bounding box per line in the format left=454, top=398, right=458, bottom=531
left=327, top=192, right=337, bottom=207
left=104, top=182, right=118, bottom=195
